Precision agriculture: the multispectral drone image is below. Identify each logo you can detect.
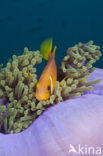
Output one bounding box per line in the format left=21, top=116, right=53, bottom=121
left=68, top=144, right=102, bottom=155
left=69, top=144, right=78, bottom=154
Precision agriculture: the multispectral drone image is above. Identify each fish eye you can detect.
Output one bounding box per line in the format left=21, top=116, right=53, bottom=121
left=47, top=86, right=50, bottom=91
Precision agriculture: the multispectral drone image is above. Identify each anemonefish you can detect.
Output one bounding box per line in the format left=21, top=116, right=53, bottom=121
left=35, top=38, right=57, bottom=101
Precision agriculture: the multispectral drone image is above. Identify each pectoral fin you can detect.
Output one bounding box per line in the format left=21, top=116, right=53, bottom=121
left=59, top=76, right=68, bottom=86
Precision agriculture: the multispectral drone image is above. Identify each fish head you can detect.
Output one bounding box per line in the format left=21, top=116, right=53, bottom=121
left=35, top=76, right=51, bottom=101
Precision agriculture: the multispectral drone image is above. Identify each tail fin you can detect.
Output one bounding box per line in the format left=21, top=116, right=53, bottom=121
left=40, top=38, right=52, bottom=60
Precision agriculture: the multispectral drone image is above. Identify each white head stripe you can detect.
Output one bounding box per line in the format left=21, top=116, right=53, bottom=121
left=50, top=76, right=53, bottom=94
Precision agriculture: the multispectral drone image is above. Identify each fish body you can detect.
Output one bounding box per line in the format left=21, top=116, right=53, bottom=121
left=35, top=38, right=57, bottom=101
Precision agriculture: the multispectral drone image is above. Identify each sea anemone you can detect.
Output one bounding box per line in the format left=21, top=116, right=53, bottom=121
left=0, top=41, right=102, bottom=134
left=0, top=68, right=103, bottom=156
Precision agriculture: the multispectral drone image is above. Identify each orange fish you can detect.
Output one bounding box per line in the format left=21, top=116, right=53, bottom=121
left=35, top=38, right=57, bottom=101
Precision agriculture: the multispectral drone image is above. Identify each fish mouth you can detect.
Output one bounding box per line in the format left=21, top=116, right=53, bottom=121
left=35, top=93, right=48, bottom=101
left=35, top=93, right=49, bottom=101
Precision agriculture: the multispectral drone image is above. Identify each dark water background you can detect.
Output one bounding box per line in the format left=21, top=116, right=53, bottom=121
left=0, top=0, right=103, bottom=75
